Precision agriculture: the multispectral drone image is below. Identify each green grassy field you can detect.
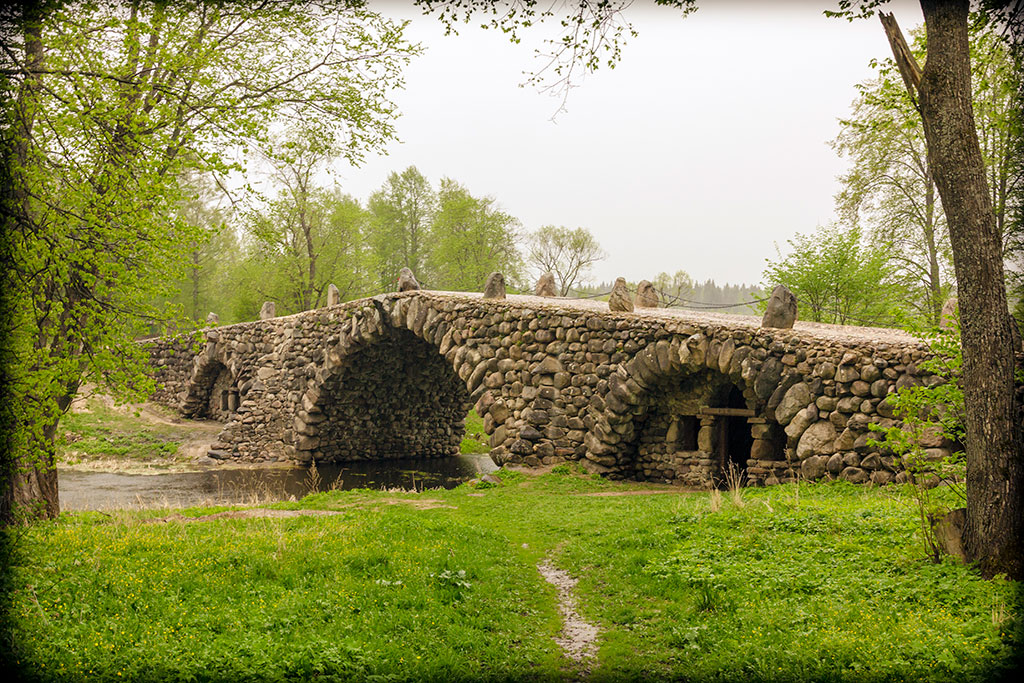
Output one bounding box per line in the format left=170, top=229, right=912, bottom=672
left=4, top=470, right=1020, bottom=682
left=58, top=398, right=206, bottom=466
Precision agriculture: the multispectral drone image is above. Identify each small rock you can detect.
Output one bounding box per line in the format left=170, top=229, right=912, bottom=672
left=535, top=272, right=557, bottom=297
left=608, top=277, right=634, bottom=312
left=761, top=285, right=797, bottom=329
left=397, top=267, right=420, bottom=292
left=259, top=301, right=276, bottom=319
left=483, top=272, right=506, bottom=299
left=635, top=280, right=659, bottom=308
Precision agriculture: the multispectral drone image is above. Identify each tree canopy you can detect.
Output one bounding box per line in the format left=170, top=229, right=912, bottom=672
left=0, top=0, right=418, bottom=519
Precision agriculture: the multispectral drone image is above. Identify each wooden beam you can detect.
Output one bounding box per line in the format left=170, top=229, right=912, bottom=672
left=699, top=407, right=756, bottom=418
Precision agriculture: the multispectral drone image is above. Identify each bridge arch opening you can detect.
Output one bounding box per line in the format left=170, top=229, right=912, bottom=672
left=299, top=325, right=472, bottom=463
left=630, top=367, right=772, bottom=486
left=184, top=359, right=240, bottom=421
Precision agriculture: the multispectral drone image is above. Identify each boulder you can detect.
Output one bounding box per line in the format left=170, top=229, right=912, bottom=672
left=259, top=301, right=276, bottom=320
left=397, top=267, right=420, bottom=292
left=801, top=455, right=829, bottom=481
left=483, top=271, right=506, bottom=299
left=796, top=421, right=837, bottom=459
left=205, top=312, right=220, bottom=325
left=775, top=382, right=812, bottom=426
left=535, top=272, right=557, bottom=297
left=784, top=405, right=818, bottom=442
left=635, top=280, right=659, bottom=308
left=761, top=285, right=797, bottom=329
left=840, top=466, right=870, bottom=484
left=327, top=283, right=340, bottom=306
left=608, top=277, right=634, bottom=312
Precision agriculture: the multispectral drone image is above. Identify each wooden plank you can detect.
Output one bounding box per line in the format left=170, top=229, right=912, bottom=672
left=699, top=407, right=756, bottom=418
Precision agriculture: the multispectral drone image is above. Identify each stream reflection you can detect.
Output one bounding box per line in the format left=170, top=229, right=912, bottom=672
left=59, top=454, right=498, bottom=511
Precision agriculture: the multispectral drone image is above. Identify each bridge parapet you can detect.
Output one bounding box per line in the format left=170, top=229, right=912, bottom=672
left=144, top=291, right=944, bottom=486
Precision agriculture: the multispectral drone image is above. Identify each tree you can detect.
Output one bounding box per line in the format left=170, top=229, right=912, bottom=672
left=427, top=178, right=523, bottom=291
left=168, top=175, right=237, bottom=325
left=651, top=270, right=693, bottom=306
left=833, top=50, right=951, bottom=326
left=367, top=166, right=435, bottom=289
left=834, top=19, right=1020, bottom=326
left=244, top=186, right=372, bottom=316
left=763, top=223, right=908, bottom=326
left=243, top=128, right=373, bottom=315
left=875, top=2, right=1023, bottom=578
left=526, top=225, right=605, bottom=295
left=0, top=1, right=417, bottom=520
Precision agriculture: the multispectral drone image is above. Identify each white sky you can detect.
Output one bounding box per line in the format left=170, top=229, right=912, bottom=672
left=327, top=0, right=925, bottom=287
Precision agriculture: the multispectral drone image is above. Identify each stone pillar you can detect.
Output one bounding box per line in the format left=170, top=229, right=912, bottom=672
left=259, top=301, right=276, bottom=320
left=635, top=280, right=659, bottom=308
left=665, top=416, right=680, bottom=445
left=535, top=272, right=556, bottom=297
left=327, top=284, right=340, bottom=307
left=483, top=272, right=506, bottom=299
left=697, top=416, right=716, bottom=453
left=761, top=285, right=797, bottom=329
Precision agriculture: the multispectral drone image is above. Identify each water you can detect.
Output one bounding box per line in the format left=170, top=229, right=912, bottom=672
left=58, top=454, right=498, bottom=511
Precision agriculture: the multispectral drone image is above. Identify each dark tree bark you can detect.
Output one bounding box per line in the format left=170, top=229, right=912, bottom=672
left=885, top=0, right=1024, bottom=579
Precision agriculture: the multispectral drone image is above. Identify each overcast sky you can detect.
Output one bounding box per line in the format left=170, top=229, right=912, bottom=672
left=326, top=0, right=925, bottom=288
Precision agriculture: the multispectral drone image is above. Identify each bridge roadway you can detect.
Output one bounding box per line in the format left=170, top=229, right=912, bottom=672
left=146, top=291, right=939, bottom=486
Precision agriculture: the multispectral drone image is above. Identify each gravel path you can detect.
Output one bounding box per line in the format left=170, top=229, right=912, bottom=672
left=537, top=558, right=600, bottom=675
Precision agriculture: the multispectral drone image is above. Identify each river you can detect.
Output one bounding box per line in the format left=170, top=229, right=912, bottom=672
left=59, top=454, right=498, bottom=511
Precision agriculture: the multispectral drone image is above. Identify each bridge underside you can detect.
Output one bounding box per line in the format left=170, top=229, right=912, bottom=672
left=302, top=326, right=471, bottom=463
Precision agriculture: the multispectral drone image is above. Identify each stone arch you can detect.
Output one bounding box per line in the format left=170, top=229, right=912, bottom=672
left=181, top=344, right=241, bottom=421
left=292, top=297, right=484, bottom=464
left=585, top=334, right=784, bottom=484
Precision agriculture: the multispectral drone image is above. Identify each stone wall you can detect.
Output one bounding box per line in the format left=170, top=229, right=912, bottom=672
left=143, top=291, right=949, bottom=486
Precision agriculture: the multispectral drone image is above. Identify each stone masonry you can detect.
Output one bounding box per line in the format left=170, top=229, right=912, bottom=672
left=144, top=291, right=949, bottom=486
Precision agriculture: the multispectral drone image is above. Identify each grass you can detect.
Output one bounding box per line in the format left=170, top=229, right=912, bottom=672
left=58, top=398, right=197, bottom=465
left=4, top=472, right=1020, bottom=682
left=459, top=409, right=490, bottom=454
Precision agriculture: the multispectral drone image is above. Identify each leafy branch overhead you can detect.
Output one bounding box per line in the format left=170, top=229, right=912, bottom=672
left=413, top=0, right=695, bottom=112
left=0, top=1, right=419, bottom=520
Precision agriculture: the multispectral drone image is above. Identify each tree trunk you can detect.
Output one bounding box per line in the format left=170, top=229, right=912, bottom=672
left=916, top=0, right=1024, bottom=579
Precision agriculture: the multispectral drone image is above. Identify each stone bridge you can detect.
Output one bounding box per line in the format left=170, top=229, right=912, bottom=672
left=145, top=291, right=947, bottom=487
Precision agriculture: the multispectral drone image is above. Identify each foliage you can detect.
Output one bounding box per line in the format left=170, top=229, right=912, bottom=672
left=868, top=319, right=967, bottom=562
left=414, top=0, right=697, bottom=113
left=165, top=175, right=238, bottom=325
left=427, top=178, right=524, bottom=292
left=367, top=166, right=436, bottom=291
left=834, top=19, right=1020, bottom=326
left=5, top=477, right=1019, bottom=681
left=762, top=223, right=910, bottom=326
left=0, top=0, right=418, bottom=518
left=651, top=270, right=693, bottom=306
left=525, top=225, right=605, bottom=296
